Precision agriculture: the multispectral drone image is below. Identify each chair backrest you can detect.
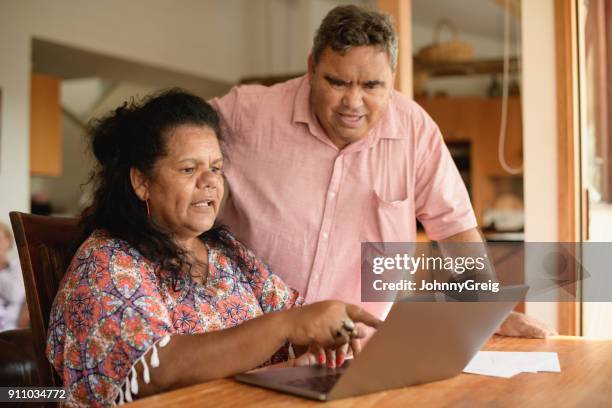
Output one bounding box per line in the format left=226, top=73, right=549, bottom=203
left=9, top=212, right=80, bottom=387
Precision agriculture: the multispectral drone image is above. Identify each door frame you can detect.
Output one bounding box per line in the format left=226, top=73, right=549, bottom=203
left=555, top=0, right=582, bottom=336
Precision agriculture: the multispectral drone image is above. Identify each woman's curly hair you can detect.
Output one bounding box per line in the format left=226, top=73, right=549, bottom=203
left=80, top=88, right=231, bottom=287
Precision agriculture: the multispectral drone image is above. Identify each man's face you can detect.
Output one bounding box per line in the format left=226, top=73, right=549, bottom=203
left=308, top=45, right=395, bottom=149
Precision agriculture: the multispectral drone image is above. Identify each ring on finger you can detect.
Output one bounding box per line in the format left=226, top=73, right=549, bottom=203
left=342, top=319, right=355, bottom=332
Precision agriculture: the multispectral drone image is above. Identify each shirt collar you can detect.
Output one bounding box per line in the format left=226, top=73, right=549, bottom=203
left=292, top=74, right=312, bottom=126
left=292, top=75, right=338, bottom=149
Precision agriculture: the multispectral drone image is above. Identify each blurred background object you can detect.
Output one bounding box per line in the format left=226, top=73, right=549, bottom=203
left=415, top=18, right=475, bottom=63
left=413, top=0, right=524, bottom=241
left=30, top=191, right=52, bottom=216
left=0, top=222, right=27, bottom=332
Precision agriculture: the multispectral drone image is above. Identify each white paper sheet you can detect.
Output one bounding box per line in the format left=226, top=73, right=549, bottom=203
left=463, top=351, right=561, bottom=378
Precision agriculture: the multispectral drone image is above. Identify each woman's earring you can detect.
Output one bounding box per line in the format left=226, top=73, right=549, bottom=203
left=145, top=200, right=151, bottom=217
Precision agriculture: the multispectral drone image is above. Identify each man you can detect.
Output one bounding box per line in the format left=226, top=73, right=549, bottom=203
left=212, top=5, right=553, bottom=339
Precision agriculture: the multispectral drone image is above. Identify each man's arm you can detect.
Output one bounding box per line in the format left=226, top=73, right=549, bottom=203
left=439, top=227, right=557, bottom=338
left=438, top=227, right=483, bottom=243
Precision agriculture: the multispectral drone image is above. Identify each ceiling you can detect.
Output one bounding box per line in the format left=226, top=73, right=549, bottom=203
left=31, top=38, right=232, bottom=98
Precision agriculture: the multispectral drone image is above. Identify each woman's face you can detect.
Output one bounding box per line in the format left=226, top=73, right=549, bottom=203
left=133, top=125, right=225, bottom=243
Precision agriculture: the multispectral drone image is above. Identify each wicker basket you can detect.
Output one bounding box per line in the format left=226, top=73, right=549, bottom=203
left=416, top=19, right=475, bottom=63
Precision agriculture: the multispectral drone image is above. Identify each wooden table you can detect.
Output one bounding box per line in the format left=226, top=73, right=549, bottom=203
left=128, top=336, right=612, bottom=408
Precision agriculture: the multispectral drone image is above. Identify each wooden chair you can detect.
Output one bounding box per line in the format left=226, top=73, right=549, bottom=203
left=9, top=212, right=80, bottom=387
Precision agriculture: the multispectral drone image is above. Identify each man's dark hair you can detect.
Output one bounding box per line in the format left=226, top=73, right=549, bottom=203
left=312, top=5, right=398, bottom=70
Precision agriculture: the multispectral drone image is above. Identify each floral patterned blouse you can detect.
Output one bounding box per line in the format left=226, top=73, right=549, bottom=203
left=46, top=229, right=303, bottom=407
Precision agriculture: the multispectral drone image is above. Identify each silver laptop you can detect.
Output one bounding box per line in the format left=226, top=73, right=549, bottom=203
left=235, top=285, right=528, bottom=401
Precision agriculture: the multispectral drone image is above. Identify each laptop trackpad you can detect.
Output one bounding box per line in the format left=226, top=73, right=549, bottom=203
left=236, top=360, right=351, bottom=394
left=282, top=369, right=346, bottom=393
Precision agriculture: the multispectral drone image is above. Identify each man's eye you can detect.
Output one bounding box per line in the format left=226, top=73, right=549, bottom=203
left=211, top=167, right=223, bottom=174
left=181, top=168, right=195, bottom=174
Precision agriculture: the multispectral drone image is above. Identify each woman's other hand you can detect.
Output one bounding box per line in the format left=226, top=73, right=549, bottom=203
left=311, top=340, right=359, bottom=368
left=292, top=340, right=361, bottom=368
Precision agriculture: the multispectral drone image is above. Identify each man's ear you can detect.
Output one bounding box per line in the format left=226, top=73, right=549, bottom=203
left=307, top=54, right=315, bottom=81
left=130, top=167, right=149, bottom=201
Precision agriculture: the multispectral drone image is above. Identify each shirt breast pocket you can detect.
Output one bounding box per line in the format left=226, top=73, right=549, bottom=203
left=360, top=189, right=417, bottom=243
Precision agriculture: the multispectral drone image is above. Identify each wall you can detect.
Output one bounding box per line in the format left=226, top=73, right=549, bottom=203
left=521, top=0, right=559, bottom=330
left=0, top=2, right=27, bottom=228
left=30, top=81, right=161, bottom=217
left=0, top=0, right=252, bottom=231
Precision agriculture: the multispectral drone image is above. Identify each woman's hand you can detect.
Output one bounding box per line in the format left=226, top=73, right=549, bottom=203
left=292, top=340, right=362, bottom=368
left=284, top=300, right=380, bottom=358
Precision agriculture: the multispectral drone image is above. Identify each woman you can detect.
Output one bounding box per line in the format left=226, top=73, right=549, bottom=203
left=46, top=89, right=380, bottom=407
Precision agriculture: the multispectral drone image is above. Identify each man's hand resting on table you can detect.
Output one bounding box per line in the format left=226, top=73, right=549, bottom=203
left=496, top=311, right=558, bottom=338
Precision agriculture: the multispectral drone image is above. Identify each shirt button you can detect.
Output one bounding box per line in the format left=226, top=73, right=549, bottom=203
left=323, top=232, right=329, bottom=239
left=329, top=191, right=336, bottom=198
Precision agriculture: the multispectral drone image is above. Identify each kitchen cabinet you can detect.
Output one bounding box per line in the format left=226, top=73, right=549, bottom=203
left=416, top=97, right=523, bottom=226
left=30, top=73, right=62, bottom=176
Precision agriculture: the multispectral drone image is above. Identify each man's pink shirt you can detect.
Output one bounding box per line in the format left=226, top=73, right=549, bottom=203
left=211, top=75, right=476, bottom=319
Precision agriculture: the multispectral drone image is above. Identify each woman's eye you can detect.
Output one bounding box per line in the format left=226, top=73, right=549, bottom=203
left=181, top=167, right=195, bottom=174
left=211, top=167, right=223, bottom=174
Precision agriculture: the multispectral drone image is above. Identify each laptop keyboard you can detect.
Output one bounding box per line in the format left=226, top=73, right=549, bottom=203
left=283, top=372, right=343, bottom=393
